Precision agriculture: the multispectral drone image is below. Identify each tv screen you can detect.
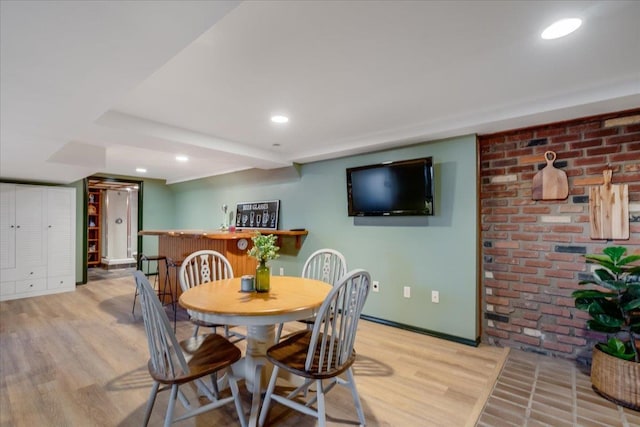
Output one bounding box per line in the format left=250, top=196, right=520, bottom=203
left=346, top=157, right=434, bottom=216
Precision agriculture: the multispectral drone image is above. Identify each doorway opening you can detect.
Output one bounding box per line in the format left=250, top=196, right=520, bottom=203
left=84, top=177, right=143, bottom=283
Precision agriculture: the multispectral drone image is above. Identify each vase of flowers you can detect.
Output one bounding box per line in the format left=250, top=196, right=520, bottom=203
left=248, top=232, right=280, bottom=292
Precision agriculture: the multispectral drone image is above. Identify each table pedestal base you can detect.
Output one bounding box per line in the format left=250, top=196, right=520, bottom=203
left=233, top=324, right=275, bottom=393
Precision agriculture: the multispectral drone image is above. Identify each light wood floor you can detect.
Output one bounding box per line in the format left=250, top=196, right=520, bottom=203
left=0, top=275, right=508, bottom=426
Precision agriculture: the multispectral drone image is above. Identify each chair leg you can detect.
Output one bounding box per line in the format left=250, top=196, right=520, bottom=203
left=249, top=364, right=263, bottom=427
left=210, top=372, right=220, bottom=398
left=193, top=377, right=216, bottom=402
left=132, top=280, right=141, bottom=318
left=258, top=365, right=280, bottom=427
left=275, top=323, right=284, bottom=342
left=192, top=324, right=200, bottom=338
left=347, top=368, right=366, bottom=426
left=162, top=259, right=178, bottom=332
left=164, top=384, right=179, bottom=427
left=142, top=381, right=160, bottom=427
left=173, top=305, right=177, bottom=333
left=177, top=388, right=191, bottom=409
left=131, top=290, right=138, bottom=317
left=316, top=379, right=326, bottom=427
left=227, top=370, right=248, bottom=427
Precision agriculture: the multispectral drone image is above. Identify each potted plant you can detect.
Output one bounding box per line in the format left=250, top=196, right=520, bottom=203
left=572, top=246, right=640, bottom=410
left=248, top=232, right=280, bottom=292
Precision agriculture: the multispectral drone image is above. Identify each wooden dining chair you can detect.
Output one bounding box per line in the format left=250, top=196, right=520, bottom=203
left=275, top=248, right=347, bottom=342
left=179, top=250, right=245, bottom=341
left=258, top=269, right=371, bottom=427
left=133, top=271, right=247, bottom=427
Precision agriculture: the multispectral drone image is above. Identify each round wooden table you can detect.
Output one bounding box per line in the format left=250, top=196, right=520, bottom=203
left=179, top=276, right=332, bottom=392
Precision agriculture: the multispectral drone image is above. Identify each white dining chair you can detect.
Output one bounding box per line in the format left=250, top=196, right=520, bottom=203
left=274, top=248, right=347, bottom=342
left=133, top=271, right=247, bottom=427
left=179, top=250, right=245, bottom=341
left=258, top=269, right=371, bottom=427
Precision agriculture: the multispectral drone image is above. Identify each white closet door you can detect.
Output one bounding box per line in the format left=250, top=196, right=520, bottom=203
left=46, top=188, right=76, bottom=277
left=0, top=184, right=16, bottom=270
left=15, top=185, right=46, bottom=270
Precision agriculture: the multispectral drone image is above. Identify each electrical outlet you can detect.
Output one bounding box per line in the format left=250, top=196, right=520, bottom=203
left=431, top=290, right=439, bottom=303
left=403, top=286, right=411, bottom=298
left=279, top=267, right=284, bottom=276
left=372, top=281, right=380, bottom=292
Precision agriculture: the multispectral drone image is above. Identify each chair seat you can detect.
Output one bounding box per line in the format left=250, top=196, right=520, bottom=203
left=298, top=312, right=334, bottom=326
left=266, top=330, right=356, bottom=380
left=148, top=333, right=241, bottom=385
left=190, top=318, right=226, bottom=329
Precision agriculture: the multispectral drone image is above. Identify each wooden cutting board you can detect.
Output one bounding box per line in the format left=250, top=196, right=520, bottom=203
left=589, top=169, right=629, bottom=240
left=532, top=151, right=568, bottom=200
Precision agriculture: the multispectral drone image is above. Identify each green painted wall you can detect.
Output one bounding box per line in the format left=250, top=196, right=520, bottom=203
left=139, top=178, right=177, bottom=256
left=171, top=135, right=478, bottom=340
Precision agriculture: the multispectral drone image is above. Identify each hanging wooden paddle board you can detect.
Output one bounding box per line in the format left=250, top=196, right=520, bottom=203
left=589, top=169, right=629, bottom=240
left=532, top=151, right=569, bottom=200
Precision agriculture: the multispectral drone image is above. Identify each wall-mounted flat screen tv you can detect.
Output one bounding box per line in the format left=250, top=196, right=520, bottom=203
left=346, top=157, right=434, bottom=216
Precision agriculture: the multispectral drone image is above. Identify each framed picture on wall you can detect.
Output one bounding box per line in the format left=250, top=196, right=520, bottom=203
left=235, top=200, right=280, bottom=230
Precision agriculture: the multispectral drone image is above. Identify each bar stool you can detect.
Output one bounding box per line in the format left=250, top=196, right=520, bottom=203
left=133, top=254, right=177, bottom=330
left=165, top=256, right=184, bottom=329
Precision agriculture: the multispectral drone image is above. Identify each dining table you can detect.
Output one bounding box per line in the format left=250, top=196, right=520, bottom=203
left=178, top=275, right=332, bottom=394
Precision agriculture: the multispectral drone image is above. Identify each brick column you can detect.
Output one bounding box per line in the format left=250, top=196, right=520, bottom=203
left=479, top=109, right=640, bottom=361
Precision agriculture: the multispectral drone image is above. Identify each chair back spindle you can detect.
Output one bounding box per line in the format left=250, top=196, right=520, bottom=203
left=180, top=250, right=233, bottom=291
left=178, top=250, right=245, bottom=341
left=274, top=248, right=349, bottom=343
left=306, top=269, right=370, bottom=374
left=302, top=249, right=347, bottom=286
left=135, top=270, right=188, bottom=380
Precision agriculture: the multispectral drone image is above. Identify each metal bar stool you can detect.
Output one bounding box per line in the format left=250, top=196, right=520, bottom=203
left=165, top=257, right=184, bottom=331
left=133, top=254, right=177, bottom=330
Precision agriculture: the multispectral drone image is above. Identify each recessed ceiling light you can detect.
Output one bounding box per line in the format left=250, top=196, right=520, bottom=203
left=135, top=168, right=147, bottom=173
left=271, top=115, right=289, bottom=124
left=176, top=155, right=189, bottom=162
left=272, top=143, right=281, bottom=147
left=541, top=18, right=582, bottom=40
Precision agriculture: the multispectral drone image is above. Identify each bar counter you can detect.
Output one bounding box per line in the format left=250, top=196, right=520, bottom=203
left=138, top=229, right=308, bottom=297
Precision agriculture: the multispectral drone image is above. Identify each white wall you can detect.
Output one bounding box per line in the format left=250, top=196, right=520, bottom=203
left=103, top=190, right=133, bottom=263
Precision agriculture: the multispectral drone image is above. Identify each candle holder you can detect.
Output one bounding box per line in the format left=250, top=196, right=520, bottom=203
left=240, top=275, right=255, bottom=292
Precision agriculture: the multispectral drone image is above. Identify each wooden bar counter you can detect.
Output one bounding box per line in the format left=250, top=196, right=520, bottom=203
left=138, top=229, right=308, bottom=299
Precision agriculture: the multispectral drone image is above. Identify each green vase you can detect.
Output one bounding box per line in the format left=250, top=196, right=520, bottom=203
left=255, top=260, right=270, bottom=292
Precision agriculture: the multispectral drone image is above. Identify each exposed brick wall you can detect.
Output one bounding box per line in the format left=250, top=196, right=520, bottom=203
left=479, top=109, right=640, bottom=362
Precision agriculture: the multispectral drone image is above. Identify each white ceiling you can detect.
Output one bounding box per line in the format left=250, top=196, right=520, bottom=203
left=1, top=1, right=639, bottom=185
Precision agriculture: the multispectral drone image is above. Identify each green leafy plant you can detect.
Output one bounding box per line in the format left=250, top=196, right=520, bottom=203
left=248, top=232, right=280, bottom=263
left=572, top=246, right=640, bottom=362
